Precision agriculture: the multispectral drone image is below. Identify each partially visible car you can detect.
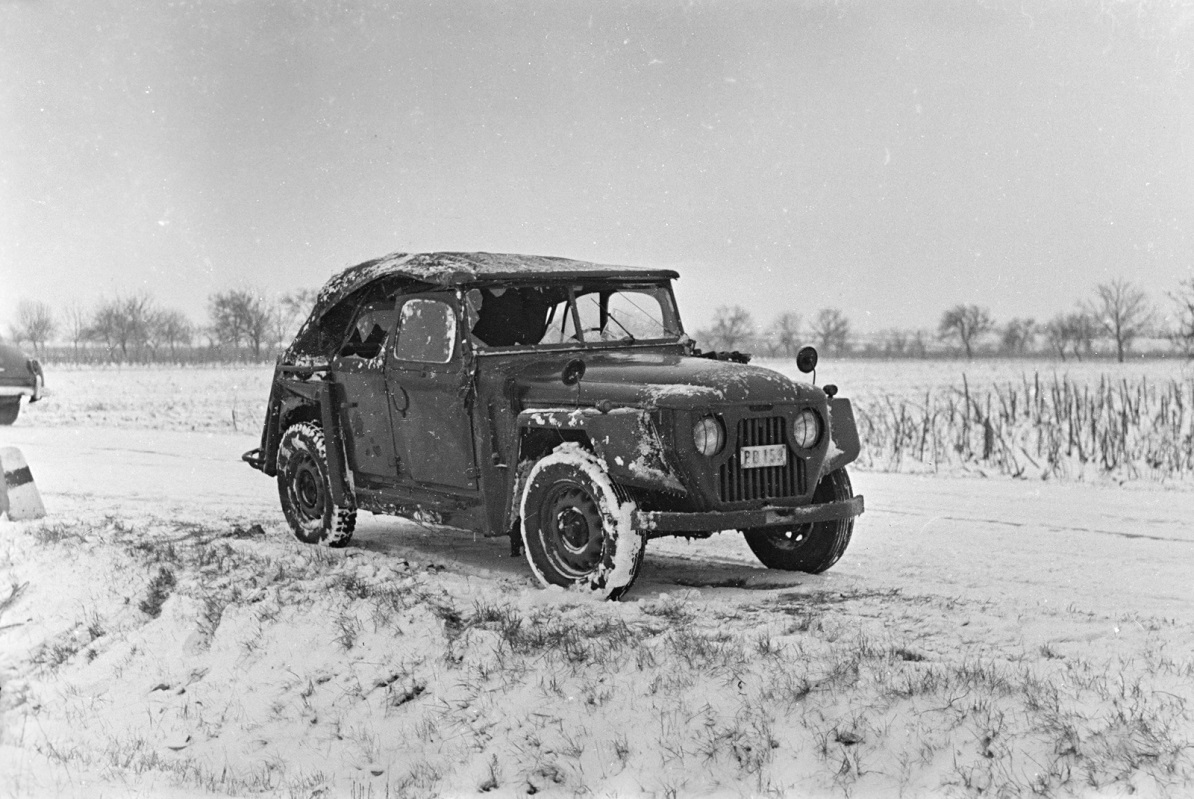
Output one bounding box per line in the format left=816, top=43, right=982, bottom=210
left=0, top=343, right=44, bottom=425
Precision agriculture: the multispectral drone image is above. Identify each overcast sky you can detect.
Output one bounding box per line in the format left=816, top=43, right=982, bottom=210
left=2, top=0, right=1192, bottom=339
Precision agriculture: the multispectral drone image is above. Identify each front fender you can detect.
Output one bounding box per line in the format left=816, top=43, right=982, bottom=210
left=518, top=407, right=686, bottom=495
left=822, top=397, right=862, bottom=477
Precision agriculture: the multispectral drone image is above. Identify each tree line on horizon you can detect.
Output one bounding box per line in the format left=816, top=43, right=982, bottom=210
left=4, top=288, right=318, bottom=363
left=5, top=276, right=1193, bottom=364
left=697, top=277, right=1194, bottom=362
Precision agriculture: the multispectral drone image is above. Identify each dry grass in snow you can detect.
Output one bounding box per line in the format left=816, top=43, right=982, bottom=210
left=764, top=358, right=1194, bottom=485
left=854, top=374, right=1194, bottom=481
left=2, top=508, right=1192, bottom=798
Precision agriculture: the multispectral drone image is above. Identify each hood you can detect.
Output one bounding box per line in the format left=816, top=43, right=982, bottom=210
left=515, top=351, right=821, bottom=410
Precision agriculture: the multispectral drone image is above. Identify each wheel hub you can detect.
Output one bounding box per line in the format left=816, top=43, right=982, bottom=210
left=770, top=525, right=809, bottom=551
left=541, top=484, right=604, bottom=577
left=293, top=459, right=324, bottom=519
left=557, top=506, right=592, bottom=550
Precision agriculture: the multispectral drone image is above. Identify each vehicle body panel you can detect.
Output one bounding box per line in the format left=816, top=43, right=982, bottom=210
left=0, top=343, right=44, bottom=401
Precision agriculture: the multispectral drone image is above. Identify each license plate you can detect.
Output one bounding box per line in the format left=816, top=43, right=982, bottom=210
left=740, top=444, right=787, bottom=469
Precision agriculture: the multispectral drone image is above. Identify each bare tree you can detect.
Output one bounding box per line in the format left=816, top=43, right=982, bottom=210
left=877, top=328, right=911, bottom=358
left=809, top=308, right=851, bottom=354
left=1000, top=318, right=1037, bottom=355
left=268, top=289, right=317, bottom=351
left=1045, top=311, right=1097, bottom=361
left=281, top=288, right=317, bottom=324
left=937, top=304, right=993, bottom=359
left=151, top=309, right=194, bottom=360
left=1168, top=277, right=1194, bottom=357
left=198, top=324, right=221, bottom=353
left=908, top=329, right=929, bottom=358
left=1068, top=311, right=1098, bottom=359
left=1044, top=314, right=1074, bottom=361
left=88, top=295, right=154, bottom=361
left=61, top=301, right=91, bottom=360
left=765, top=312, right=802, bottom=358
left=209, top=289, right=272, bottom=359
left=808, top=308, right=851, bottom=354
left=208, top=294, right=246, bottom=350
left=698, top=305, right=756, bottom=351
left=1087, top=278, right=1153, bottom=363
left=10, top=300, right=57, bottom=354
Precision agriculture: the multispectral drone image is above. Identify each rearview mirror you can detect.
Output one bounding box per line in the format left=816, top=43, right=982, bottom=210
left=562, top=359, right=586, bottom=386
left=796, top=346, right=818, bottom=374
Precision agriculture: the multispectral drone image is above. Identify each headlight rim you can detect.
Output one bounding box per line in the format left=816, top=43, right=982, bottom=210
left=692, top=414, right=726, bottom=457
left=791, top=408, right=823, bottom=450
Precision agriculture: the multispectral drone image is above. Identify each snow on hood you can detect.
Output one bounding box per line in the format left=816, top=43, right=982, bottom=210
left=517, top=352, right=821, bottom=410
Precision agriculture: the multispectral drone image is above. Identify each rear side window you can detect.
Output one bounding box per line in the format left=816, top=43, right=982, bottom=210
left=340, top=303, right=398, bottom=360
left=393, top=298, right=457, bottom=363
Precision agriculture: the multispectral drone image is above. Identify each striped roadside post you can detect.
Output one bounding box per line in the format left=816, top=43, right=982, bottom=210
left=0, top=447, right=45, bottom=521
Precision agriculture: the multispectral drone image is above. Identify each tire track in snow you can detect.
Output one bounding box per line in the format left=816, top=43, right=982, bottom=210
left=868, top=505, right=1194, bottom=544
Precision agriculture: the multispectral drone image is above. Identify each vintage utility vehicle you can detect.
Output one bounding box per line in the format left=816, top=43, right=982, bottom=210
left=245, top=252, right=864, bottom=599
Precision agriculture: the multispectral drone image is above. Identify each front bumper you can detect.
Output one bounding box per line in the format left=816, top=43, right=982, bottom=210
left=0, top=363, right=43, bottom=402
left=0, top=379, right=41, bottom=401
left=242, top=447, right=266, bottom=471
left=635, top=495, right=864, bottom=538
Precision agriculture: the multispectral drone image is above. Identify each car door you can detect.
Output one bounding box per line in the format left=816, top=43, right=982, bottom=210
left=333, top=301, right=402, bottom=479
left=385, top=294, right=478, bottom=490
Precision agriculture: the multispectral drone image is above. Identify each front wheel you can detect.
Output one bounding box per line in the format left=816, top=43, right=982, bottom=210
left=520, top=444, right=645, bottom=600
left=276, top=422, right=356, bottom=547
left=743, top=468, right=855, bottom=573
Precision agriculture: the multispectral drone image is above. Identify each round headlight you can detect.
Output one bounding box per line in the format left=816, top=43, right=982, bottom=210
left=792, top=409, right=822, bottom=449
left=692, top=415, right=725, bottom=457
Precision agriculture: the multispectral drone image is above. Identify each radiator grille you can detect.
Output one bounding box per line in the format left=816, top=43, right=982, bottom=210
left=718, top=416, right=806, bottom=503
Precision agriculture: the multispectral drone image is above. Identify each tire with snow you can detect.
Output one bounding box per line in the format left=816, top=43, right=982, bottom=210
left=0, top=400, right=19, bottom=426
left=743, top=468, right=854, bottom=573
left=276, top=422, right=356, bottom=547
left=520, top=444, right=645, bottom=600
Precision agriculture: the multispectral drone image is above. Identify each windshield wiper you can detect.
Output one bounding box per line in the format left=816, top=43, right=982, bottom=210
left=605, top=313, right=636, bottom=342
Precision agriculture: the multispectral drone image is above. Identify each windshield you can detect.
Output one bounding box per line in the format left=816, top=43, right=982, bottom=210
left=468, top=282, right=682, bottom=349
left=540, top=286, right=678, bottom=344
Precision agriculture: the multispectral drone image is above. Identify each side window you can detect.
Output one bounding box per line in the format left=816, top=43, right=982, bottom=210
left=392, top=298, right=457, bottom=363
left=339, top=303, right=398, bottom=360
left=573, top=291, right=603, bottom=333
left=539, top=299, right=579, bottom=344
left=469, top=287, right=557, bottom=347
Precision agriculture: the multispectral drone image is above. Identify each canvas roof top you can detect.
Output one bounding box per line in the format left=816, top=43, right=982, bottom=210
left=313, top=251, right=679, bottom=315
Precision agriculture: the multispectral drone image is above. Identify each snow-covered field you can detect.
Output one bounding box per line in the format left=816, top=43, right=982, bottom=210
left=11, top=364, right=273, bottom=434
left=2, top=364, right=1193, bottom=797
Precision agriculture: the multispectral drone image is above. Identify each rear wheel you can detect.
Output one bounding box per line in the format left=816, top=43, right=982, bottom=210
left=0, top=400, right=19, bottom=426
left=276, top=422, right=356, bottom=547
left=743, top=468, right=854, bottom=573
left=520, top=445, right=644, bottom=600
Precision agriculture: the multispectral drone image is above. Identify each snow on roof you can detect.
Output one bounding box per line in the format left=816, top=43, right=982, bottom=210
left=314, top=251, right=679, bottom=314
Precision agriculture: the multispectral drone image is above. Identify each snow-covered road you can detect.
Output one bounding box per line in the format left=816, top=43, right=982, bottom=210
left=6, top=424, right=1191, bottom=624
left=5, top=422, right=1194, bottom=798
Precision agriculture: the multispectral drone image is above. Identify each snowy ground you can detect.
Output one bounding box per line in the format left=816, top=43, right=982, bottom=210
left=2, top=367, right=1193, bottom=797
